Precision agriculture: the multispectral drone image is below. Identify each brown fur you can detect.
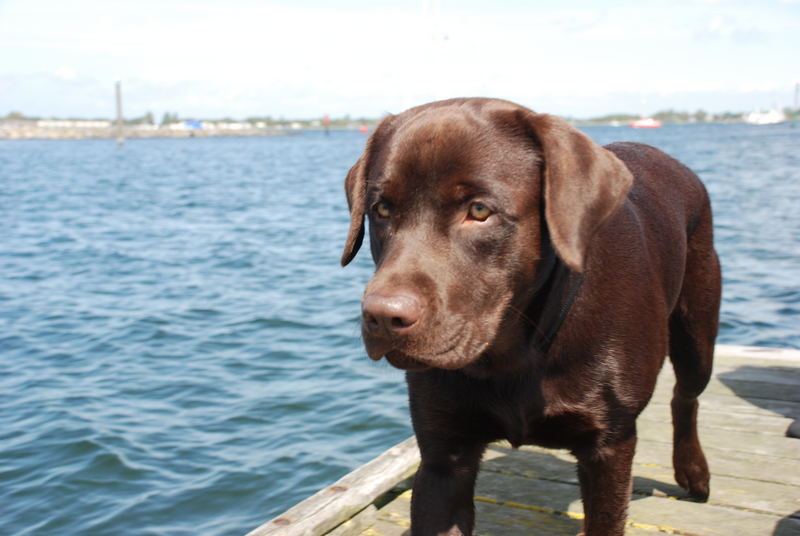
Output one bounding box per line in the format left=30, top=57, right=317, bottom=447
left=341, top=98, right=721, bottom=536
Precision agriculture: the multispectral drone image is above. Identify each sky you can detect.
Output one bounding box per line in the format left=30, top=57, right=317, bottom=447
left=1, top=0, right=798, bottom=120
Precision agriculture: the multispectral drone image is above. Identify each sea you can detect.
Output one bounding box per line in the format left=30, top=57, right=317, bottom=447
left=1, top=122, right=798, bottom=535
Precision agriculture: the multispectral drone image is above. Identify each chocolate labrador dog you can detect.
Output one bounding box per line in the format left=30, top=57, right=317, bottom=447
left=341, top=98, right=721, bottom=536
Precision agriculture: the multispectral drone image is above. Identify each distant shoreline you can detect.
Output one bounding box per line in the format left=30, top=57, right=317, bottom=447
left=1, top=115, right=795, bottom=140
left=5, top=102, right=798, bottom=141
left=0, top=115, right=373, bottom=140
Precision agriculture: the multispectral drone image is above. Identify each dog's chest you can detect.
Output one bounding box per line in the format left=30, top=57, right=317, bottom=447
left=484, top=381, right=602, bottom=451
left=491, top=404, right=599, bottom=450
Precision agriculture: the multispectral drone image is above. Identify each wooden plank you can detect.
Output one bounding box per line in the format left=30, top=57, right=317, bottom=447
left=359, top=454, right=800, bottom=536
left=711, top=364, right=800, bottom=385
left=658, top=345, right=800, bottom=391
left=507, top=422, right=800, bottom=488
left=673, top=372, right=800, bottom=396
left=474, top=466, right=795, bottom=536
left=362, top=488, right=591, bottom=536
left=640, top=400, right=794, bottom=436
left=513, top=439, right=800, bottom=488
left=247, top=437, right=419, bottom=536
left=483, top=445, right=800, bottom=518
left=698, top=379, right=800, bottom=403
left=360, top=487, right=671, bottom=536
left=626, top=495, right=800, bottom=536
left=651, top=374, right=800, bottom=404
left=633, top=437, right=800, bottom=487
left=643, top=396, right=799, bottom=427
left=359, top=490, right=411, bottom=536
left=328, top=505, right=378, bottom=536
left=359, top=516, right=409, bottom=536
left=637, top=418, right=800, bottom=460
left=509, top=422, right=800, bottom=488
left=631, top=462, right=800, bottom=518
left=475, top=498, right=662, bottom=536
left=715, top=345, right=800, bottom=363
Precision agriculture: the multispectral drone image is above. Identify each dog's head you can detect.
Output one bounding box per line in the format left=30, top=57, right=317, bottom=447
left=341, top=98, right=632, bottom=374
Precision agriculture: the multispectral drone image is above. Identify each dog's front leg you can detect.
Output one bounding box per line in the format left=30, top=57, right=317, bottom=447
left=575, top=433, right=637, bottom=536
left=410, top=440, right=485, bottom=536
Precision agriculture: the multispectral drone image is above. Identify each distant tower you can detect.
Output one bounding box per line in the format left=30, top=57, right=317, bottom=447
left=115, top=80, right=125, bottom=146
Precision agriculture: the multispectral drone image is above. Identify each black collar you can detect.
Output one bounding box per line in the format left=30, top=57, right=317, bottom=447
left=527, top=252, right=584, bottom=354
left=542, top=266, right=583, bottom=350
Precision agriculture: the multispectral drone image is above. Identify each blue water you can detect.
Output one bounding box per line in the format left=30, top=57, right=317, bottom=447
left=1, top=123, right=798, bottom=535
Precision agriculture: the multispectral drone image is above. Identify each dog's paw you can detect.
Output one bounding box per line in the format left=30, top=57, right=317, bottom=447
left=674, top=459, right=710, bottom=501
left=673, top=436, right=710, bottom=502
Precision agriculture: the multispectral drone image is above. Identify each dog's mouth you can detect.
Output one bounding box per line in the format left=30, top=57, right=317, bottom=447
left=364, top=327, right=486, bottom=371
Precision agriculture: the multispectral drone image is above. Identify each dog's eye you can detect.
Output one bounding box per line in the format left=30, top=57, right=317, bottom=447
left=468, top=202, right=491, bottom=221
left=375, top=201, right=391, bottom=219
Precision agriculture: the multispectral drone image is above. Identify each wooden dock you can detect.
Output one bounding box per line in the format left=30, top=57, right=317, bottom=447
left=249, top=345, right=800, bottom=536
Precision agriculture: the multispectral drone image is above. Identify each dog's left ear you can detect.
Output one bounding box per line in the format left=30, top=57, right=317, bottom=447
left=525, top=113, right=633, bottom=272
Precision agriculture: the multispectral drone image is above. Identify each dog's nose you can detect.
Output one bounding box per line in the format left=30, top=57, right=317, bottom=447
left=362, top=293, right=422, bottom=336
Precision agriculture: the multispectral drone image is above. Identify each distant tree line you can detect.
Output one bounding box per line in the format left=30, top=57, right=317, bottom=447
left=573, top=109, right=749, bottom=125
left=570, top=107, right=799, bottom=125
left=2, top=110, right=109, bottom=122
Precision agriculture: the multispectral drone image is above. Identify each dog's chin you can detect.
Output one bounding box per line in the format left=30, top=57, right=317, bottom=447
left=364, top=341, right=429, bottom=370
left=384, top=350, right=432, bottom=371
left=365, top=339, right=483, bottom=371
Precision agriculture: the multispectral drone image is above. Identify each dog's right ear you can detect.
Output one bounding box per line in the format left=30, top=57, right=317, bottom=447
left=341, top=152, right=368, bottom=266
left=341, top=116, right=394, bottom=266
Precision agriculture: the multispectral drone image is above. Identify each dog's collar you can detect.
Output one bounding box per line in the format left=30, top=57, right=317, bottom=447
left=543, top=268, right=584, bottom=348
left=530, top=256, right=584, bottom=353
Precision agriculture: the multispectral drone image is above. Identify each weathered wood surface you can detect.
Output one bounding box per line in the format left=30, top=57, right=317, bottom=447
left=246, top=437, right=419, bottom=536
left=250, top=345, right=800, bottom=536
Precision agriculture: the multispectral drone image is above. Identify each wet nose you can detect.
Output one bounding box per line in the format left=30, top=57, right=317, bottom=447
left=362, top=292, right=422, bottom=336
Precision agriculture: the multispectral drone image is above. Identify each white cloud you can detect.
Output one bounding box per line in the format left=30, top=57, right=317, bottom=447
left=697, top=14, right=766, bottom=43
left=54, top=66, right=77, bottom=81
